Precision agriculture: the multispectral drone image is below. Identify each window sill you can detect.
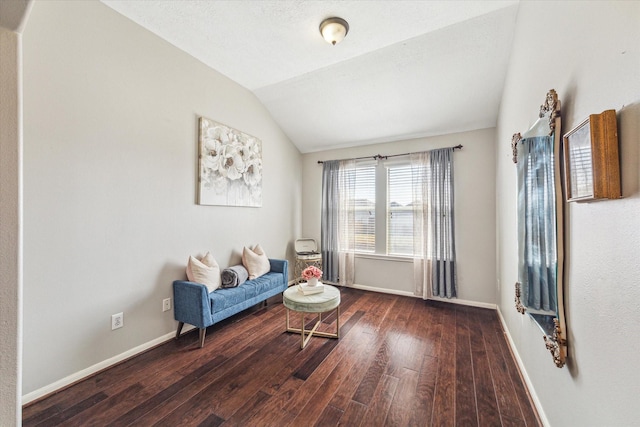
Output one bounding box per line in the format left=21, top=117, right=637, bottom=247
left=355, top=253, right=415, bottom=263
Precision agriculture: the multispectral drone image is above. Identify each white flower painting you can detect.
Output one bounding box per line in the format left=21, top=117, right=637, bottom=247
left=198, top=117, right=262, bottom=207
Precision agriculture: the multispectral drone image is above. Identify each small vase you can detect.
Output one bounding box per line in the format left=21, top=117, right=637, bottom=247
left=307, top=277, right=318, bottom=287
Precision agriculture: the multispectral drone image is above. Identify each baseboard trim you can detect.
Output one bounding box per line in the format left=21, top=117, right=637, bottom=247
left=427, top=295, right=496, bottom=310
left=22, top=329, right=185, bottom=405
left=337, top=283, right=416, bottom=298
left=337, top=283, right=496, bottom=310
left=496, top=307, right=549, bottom=427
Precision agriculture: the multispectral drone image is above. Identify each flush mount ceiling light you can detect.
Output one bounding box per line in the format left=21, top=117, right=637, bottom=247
left=319, top=17, right=349, bottom=45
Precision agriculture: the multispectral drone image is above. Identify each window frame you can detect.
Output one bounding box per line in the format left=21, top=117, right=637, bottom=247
left=347, top=160, right=416, bottom=259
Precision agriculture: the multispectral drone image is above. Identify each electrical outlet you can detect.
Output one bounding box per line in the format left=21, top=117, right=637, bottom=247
left=111, top=312, right=123, bottom=330
left=162, top=298, right=171, bottom=312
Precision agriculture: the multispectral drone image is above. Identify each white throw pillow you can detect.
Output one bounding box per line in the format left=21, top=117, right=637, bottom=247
left=242, top=244, right=270, bottom=279
left=186, top=252, right=221, bottom=292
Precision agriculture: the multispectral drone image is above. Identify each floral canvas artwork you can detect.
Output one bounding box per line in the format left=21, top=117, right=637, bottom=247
left=198, top=117, right=262, bottom=207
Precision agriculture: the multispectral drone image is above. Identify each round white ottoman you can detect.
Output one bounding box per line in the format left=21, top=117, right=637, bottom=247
left=283, top=284, right=340, bottom=349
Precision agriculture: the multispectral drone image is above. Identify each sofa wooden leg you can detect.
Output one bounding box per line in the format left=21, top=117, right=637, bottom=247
left=199, top=328, right=206, bottom=348
left=175, top=322, right=184, bottom=339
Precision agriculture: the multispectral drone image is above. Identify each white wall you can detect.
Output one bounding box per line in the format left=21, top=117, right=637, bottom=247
left=302, top=128, right=497, bottom=304
left=21, top=0, right=301, bottom=397
left=496, top=2, right=640, bottom=425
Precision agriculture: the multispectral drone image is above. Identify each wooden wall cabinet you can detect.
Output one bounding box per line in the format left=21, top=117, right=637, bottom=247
left=563, top=109, right=621, bottom=202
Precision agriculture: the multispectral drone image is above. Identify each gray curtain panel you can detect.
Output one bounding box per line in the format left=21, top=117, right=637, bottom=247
left=517, top=136, right=558, bottom=313
left=430, top=148, right=457, bottom=298
left=321, top=161, right=340, bottom=282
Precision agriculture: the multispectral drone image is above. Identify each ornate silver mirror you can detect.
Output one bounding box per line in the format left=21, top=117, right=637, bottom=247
left=512, top=90, right=567, bottom=367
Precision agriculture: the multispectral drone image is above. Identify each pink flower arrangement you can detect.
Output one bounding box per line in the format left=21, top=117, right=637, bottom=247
left=302, top=266, right=322, bottom=280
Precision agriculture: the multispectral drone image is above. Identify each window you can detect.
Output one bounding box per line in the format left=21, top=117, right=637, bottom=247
left=344, top=161, right=416, bottom=257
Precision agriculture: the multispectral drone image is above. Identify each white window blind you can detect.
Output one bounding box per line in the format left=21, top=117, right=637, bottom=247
left=387, top=165, right=414, bottom=256
left=353, top=164, right=376, bottom=252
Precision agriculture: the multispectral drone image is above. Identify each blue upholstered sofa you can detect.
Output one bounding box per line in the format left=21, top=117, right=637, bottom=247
left=173, top=259, right=288, bottom=347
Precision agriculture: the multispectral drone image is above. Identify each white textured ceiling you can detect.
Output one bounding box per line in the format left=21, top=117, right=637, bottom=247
left=101, top=0, right=519, bottom=153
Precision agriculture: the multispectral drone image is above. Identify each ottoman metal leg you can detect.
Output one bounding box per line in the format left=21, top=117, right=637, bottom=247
left=285, top=307, right=340, bottom=349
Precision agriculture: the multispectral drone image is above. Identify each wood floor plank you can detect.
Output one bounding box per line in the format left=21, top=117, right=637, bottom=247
left=21, top=403, right=61, bottom=427
left=256, top=288, right=371, bottom=405
left=30, top=392, right=108, bottom=426
left=155, top=332, right=300, bottom=424
left=219, top=391, right=272, bottom=427
left=420, top=300, right=445, bottom=358
left=328, top=296, right=405, bottom=412
left=468, top=309, right=502, bottom=427
left=382, top=367, right=419, bottom=426
left=351, top=330, right=393, bottom=405
left=293, top=310, right=364, bottom=381
left=64, top=383, right=144, bottom=427
left=336, top=400, right=367, bottom=426
left=320, top=286, right=358, bottom=325
left=261, top=296, right=370, bottom=396
left=111, top=355, right=227, bottom=426
left=351, top=296, right=407, bottom=405
left=23, top=289, right=540, bottom=427
left=381, top=297, right=419, bottom=377
left=455, top=306, right=479, bottom=426
left=397, top=300, right=439, bottom=381
left=397, top=324, right=425, bottom=375
left=325, top=294, right=403, bottom=411
left=314, top=404, right=344, bottom=427
left=130, top=322, right=295, bottom=425
left=479, top=310, right=529, bottom=423
left=240, top=379, right=302, bottom=426
left=22, top=336, right=193, bottom=424
left=80, top=296, right=288, bottom=424
left=196, top=412, right=225, bottom=427
left=408, top=354, right=438, bottom=425
left=351, top=291, right=397, bottom=336
left=431, top=303, right=457, bottom=427
left=235, top=392, right=296, bottom=427
left=358, top=374, right=399, bottom=427
left=283, top=313, right=376, bottom=418
left=286, top=321, right=376, bottom=424
left=501, top=414, right=528, bottom=427
left=494, top=313, right=542, bottom=427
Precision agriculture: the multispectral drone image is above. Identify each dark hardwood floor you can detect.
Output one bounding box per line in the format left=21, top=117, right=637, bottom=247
left=23, top=288, right=541, bottom=426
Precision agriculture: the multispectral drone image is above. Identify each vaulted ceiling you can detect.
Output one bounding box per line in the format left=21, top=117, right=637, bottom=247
left=101, top=1, right=519, bottom=153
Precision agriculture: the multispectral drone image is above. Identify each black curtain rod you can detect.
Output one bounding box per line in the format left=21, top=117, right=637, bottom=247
left=317, top=144, right=463, bottom=164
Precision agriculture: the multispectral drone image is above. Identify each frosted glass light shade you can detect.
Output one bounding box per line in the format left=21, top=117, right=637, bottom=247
left=319, top=17, right=349, bottom=45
